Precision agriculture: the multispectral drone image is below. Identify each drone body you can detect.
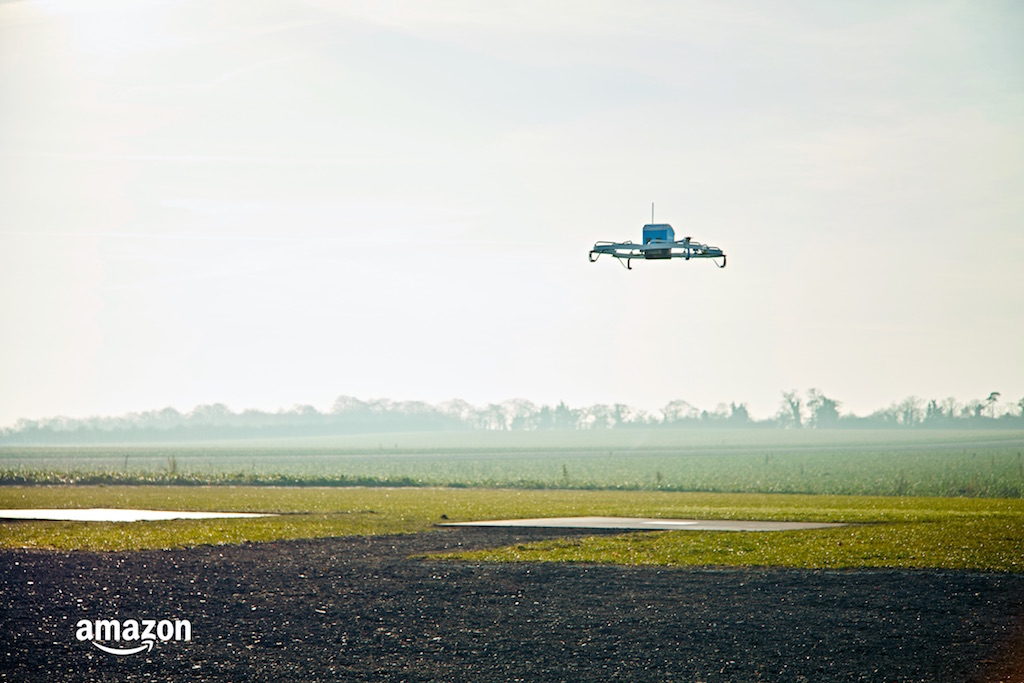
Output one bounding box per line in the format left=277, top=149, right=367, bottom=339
left=589, top=220, right=726, bottom=270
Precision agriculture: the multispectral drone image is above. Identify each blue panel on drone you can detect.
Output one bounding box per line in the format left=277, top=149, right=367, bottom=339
left=643, top=223, right=674, bottom=244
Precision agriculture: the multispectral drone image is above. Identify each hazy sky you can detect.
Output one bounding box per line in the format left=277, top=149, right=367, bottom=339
left=2, top=0, right=1022, bottom=426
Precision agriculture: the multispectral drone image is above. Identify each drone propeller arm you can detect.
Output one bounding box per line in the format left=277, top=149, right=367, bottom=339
left=589, top=236, right=726, bottom=267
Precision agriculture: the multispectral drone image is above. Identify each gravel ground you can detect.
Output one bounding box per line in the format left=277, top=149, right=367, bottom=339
left=2, top=528, right=1023, bottom=682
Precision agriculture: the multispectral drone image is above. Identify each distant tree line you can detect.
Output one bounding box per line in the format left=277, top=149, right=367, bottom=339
left=1, top=390, right=1022, bottom=444
left=774, top=389, right=1021, bottom=429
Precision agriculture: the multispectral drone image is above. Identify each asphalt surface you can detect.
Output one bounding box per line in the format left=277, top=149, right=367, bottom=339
left=2, top=528, right=1023, bottom=682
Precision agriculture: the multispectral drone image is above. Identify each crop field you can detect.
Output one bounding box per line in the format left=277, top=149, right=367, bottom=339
left=2, top=428, right=1024, bottom=497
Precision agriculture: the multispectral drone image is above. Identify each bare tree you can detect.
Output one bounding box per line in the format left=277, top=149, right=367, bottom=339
left=896, top=396, right=923, bottom=426
left=964, top=400, right=984, bottom=420
left=779, top=390, right=803, bottom=428
left=986, top=391, right=1001, bottom=419
left=806, top=388, right=840, bottom=428
left=613, top=403, right=636, bottom=427
left=580, top=404, right=616, bottom=430
left=502, top=399, right=539, bottom=430
left=941, top=397, right=960, bottom=420
left=662, top=400, right=699, bottom=424
left=479, top=404, right=507, bottom=430
left=729, top=402, right=750, bottom=424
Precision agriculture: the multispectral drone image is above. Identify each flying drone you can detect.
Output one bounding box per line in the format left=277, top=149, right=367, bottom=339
left=588, top=206, right=726, bottom=270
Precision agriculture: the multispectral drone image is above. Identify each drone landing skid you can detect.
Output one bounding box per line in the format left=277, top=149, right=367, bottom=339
left=588, top=238, right=726, bottom=270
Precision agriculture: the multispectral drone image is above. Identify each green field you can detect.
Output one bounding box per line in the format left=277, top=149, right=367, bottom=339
left=2, top=429, right=1023, bottom=498
left=2, top=486, right=1023, bottom=572
left=3, top=430, right=1023, bottom=571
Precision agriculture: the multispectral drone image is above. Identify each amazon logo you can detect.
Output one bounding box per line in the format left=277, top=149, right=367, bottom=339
left=75, top=618, right=192, bottom=656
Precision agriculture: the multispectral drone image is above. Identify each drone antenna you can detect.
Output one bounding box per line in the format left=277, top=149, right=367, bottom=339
left=651, top=202, right=654, bottom=224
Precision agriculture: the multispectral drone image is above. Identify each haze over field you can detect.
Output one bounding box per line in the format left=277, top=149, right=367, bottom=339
left=1, top=1, right=1022, bottom=427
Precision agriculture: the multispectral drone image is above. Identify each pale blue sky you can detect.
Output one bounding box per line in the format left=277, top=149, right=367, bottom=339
left=2, top=0, right=1022, bottom=425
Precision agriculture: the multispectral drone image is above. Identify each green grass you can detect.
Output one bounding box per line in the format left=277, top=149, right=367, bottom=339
left=3, top=429, right=1024, bottom=497
left=429, top=492, right=1024, bottom=573
left=0, top=486, right=731, bottom=551
left=437, top=515, right=1024, bottom=573
left=2, top=486, right=1023, bottom=573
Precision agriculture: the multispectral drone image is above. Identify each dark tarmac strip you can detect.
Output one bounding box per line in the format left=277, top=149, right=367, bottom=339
left=2, top=528, right=1023, bottom=683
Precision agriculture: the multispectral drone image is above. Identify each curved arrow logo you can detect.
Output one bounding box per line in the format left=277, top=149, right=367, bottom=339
left=90, top=640, right=154, bottom=656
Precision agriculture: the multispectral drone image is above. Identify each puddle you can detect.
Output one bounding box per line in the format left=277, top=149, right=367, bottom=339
left=440, top=516, right=845, bottom=531
left=0, top=508, right=274, bottom=522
